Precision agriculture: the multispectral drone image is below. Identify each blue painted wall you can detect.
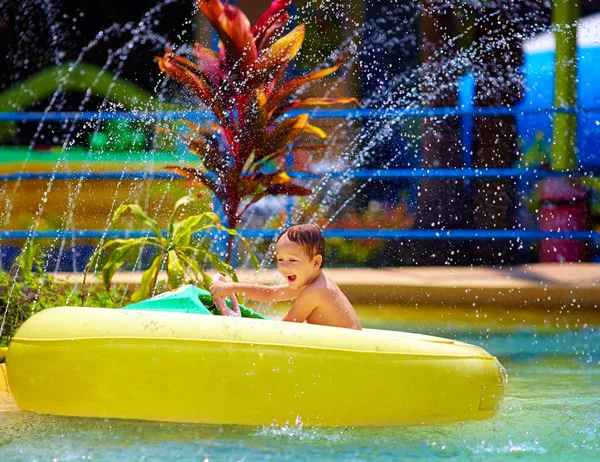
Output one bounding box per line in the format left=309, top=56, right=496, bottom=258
left=516, top=48, right=600, bottom=167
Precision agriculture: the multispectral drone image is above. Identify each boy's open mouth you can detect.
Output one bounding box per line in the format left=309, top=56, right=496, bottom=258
left=287, top=275, right=297, bottom=283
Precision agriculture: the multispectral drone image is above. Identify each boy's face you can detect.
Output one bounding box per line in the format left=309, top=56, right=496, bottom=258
left=275, top=235, right=322, bottom=289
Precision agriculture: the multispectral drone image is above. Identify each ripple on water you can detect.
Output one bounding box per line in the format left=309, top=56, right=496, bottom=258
left=1, top=333, right=599, bottom=461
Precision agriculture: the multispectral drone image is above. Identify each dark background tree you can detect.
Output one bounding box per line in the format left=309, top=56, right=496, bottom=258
left=0, top=0, right=194, bottom=145
left=413, top=0, right=469, bottom=265
left=470, top=0, right=525, bottom=265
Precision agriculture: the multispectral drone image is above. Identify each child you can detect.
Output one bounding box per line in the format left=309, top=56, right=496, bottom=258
left=209, top=224, right=362, bottom=330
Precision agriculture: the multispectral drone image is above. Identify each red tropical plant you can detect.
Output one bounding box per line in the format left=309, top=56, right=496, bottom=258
left=156, top=0, right=358, bottom=260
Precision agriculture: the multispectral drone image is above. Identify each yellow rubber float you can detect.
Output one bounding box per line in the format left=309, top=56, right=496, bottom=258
left=6, top=306, right=506, bottom=426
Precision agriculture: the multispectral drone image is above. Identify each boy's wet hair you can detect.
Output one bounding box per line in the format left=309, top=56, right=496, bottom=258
left=277, top=224, right=325, bottom=268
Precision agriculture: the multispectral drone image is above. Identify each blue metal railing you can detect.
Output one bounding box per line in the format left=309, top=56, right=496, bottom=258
left=0, top=168, right=596, bottom=183
left=0, top=106, right=596, bottom=123
left=0, top=229, right=596, bottom=241
left=1, top=108, right=599, bottom=243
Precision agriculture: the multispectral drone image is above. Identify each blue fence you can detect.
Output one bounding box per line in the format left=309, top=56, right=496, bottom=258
left=1, top=229, right=596, bottom=241
left=0, top=106, right=596, bottom=122
left=0, top=108, right=599, bottom=244
left=0, top=168, right=596, bottom=183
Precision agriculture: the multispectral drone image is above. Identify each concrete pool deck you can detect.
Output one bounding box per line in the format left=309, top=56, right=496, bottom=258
left=55, top=262, right=600, bottom=310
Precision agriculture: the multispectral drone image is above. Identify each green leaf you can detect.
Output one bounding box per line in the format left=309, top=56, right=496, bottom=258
left=176, top=252, right=203, bottom=286
left=178, top=243, right=237, bottom=282
left=15, top=240, right=37, bottom=282
left=83, top=237, right=162, bottom=295
left=114, top=204, right=164, bottom=241
left=101, top=242, right=142, bottom=294
left=172, top=215, right=205, bottom=248
left=213, top=228, right=261, bottom=269
left=204, top=250, right=236, bottom=278
left=167, top=250, right=186, bottom=290
left=171, top=212, right=221, bottom=247
left=200, top=271, right=213, bottom=291
left=83, top=239, right=138, bottom=302
left=171, top=194, right=200, bottom=219
left=131, top=254, right=165, bottom=303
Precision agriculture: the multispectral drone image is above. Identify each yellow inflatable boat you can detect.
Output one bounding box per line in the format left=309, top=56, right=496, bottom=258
left=6, top=306, right=505, bottom=426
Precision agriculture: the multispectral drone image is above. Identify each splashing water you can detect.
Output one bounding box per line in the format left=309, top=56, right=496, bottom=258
left=1, top=321, right=598, bottom=460
left=0, top=0, right=552, bottom=271
left=0, top=0, right=567, bottom=320
left=0, top=3, right=598, bottom=459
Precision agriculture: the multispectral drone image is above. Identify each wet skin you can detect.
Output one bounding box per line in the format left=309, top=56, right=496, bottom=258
left=276, top=235, right=361, bottom=330
left=209, top=235, right=361, bottom=330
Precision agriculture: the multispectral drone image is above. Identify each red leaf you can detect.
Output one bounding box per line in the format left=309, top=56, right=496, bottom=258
left=167, top=52, right=220, bottom=96
left=266, top=182, right=312, bottom=196
left=254, top=169, right=321, bottom=185
left=157, top=54, right=210, bottom=102
left=254, top=170, right=292, bottom=186
left=196, top=0, right=257, bottom=77
left=252, top=0, right=291, bottom=51
left=270, top=97, right=359, bottom=121
left=193, top=43, right=222, bottom=86
left=165, top=166, right=222, bottom=198
left=257, top=113, right=309, bottom=163
left=157, top=51, right=231, bottom=129
left=267, top=56, right=344, bottom=113
left=238, top=88, right=267, bottom=159
left=249, top=23, right=305, bottom=89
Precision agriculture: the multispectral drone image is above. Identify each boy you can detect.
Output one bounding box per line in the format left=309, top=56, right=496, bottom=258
left=209, top=224, right=362, bottom=330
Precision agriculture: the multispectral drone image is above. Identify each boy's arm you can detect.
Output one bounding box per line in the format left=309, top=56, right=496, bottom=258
left=281, top=288, right=317, bottom=323
left=210, top=279, right=301, bottom=303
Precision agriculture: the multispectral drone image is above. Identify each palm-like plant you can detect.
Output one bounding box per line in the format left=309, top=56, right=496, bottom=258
left=83, top=195, right=259, bottom=303
left=156, top=0, right=358, bottom=259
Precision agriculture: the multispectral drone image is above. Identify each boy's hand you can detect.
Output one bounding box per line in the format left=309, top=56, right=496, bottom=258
left=209, top=278, right=233, bottom=299
left=210, top=275, right=241, bottom=317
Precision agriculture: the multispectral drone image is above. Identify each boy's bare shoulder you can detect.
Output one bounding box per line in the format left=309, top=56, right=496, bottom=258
left=304, top=273, right=341, bottom=297
left=301, top=279, right=324, bottom=297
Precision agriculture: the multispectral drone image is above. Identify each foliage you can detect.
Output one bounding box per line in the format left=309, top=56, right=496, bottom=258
left=324, top=201, right=413, bottom=231
left=324, top=201, right=413, bottom=266
left=586, top=177, right=600, bottom=222
left=514, top=133, right=549, bottom=216
left=517, top=132, right=600, bottom=219
left=156, top=0, right=358, bottom=237
left=89, top=119, right=146, bottom=153
left=259, top=200, right=413, bottom=267
left=84, top=195, right=259, bottom=303
left=519, top=131, right=551, bottom=170
left=0, top=241, right=127, bottom=346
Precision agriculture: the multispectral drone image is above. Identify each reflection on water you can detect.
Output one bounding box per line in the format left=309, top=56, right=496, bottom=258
left=1, top=326, right=598, bottom=461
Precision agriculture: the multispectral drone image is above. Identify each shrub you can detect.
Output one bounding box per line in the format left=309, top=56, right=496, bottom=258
left=84, top=195, right=259, bottom=303
left=0, top=241, right=128, bottom=346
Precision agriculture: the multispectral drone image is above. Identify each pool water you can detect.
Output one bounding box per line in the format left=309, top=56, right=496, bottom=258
left=1, top=311, right=598, bottom=461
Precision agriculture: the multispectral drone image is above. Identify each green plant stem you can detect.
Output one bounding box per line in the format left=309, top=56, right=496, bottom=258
left=552, top=0, right=579, bottom=171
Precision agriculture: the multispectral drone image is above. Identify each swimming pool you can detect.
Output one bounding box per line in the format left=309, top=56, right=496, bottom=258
left=1, top=307, right=598, bottom=461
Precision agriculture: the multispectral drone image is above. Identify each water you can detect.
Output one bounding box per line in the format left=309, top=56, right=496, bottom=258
left=1, top=2, right=597, bottom=458
left=1, top=319, right=598, bottom=461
